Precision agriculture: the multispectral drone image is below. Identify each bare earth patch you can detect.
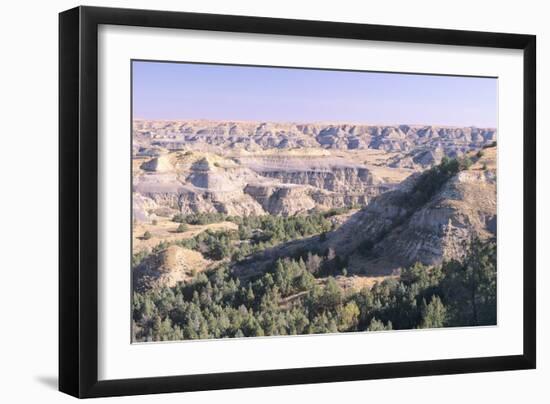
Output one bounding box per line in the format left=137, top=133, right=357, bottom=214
left=333, top=275, right=397, bottom=291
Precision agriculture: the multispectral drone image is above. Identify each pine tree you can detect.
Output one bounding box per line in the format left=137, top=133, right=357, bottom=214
left=367, top=317, right=392, bottom=331
left=246, top=284, right=255, bottom=303
left=420, top=296, right=447, bottom=329
left=339, top=301, right=360, bottom=331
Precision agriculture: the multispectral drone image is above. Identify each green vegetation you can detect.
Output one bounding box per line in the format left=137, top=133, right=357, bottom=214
left=171, top=208, right=349, bottom=230
left=132, top=238, right=496, bottom=342
left=142, top=231, right=152, bottom=240
left=147, top=213, right=335, bottom=264
left=133, top=161, right=495, bottom=342
left=400, top=156, right=473, bottom=209
left=172, top=212, right=231, bottom=225
left=175, top=223, right=188, bottom=233
left=234, top=214, right=333, bottom=244
left=132, top=250, right=149, bottom=268
left=316, top=206, right=356, bottom=218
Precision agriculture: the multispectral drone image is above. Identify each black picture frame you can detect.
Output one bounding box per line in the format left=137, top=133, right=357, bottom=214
left=59, top=5, right=536, bottom=398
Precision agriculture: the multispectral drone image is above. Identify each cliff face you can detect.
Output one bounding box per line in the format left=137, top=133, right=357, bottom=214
left=133, top=151, right=384, bottom=220
left=326, top=147, right=497, bottom=274
left=251, top=165, right=376, bottom=193
left=246, top=184, right=317, bottom=216
left=234, top=147, right=497, bottom=278
left=379, top=170, right=496, bottom=265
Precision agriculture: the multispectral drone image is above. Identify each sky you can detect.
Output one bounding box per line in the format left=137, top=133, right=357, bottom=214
left=132, top=60, right=497, bottom=127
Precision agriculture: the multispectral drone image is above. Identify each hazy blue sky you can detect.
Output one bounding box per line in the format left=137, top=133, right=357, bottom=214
left=132, top=60, right=497, bottom=127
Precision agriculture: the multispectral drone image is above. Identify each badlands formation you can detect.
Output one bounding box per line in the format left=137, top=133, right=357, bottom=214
left=133, top=120, right=496, bottom=222
left=132, top=120, right=497, bottom=290
left=237, top=146, right=498, bottom=277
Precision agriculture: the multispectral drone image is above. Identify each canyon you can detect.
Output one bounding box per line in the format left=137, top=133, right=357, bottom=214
left=128, top=53, right=502, bottom=341
left=133, top=120, right=495, bottom=221
left=132, top=120, right=497, bottom=293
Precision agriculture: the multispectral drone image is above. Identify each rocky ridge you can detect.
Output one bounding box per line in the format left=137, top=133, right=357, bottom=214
left=134, top=120, right=496, bottom=157
left=234, top=146, right=497, bottom=277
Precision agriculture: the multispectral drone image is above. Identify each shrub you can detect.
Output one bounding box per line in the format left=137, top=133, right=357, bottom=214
left=172, top=213, right=185, bottom=223
left=132, top=250, right=149, bottom=267
left=143, top=231, right=152, bottom=240
left=460, top=156, right=473, bottom=170
left=322, top=207, right=351, bottom=218
left=176, top=223, right=188, bottom=233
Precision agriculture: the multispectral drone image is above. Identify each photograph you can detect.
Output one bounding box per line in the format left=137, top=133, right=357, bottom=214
left=130, top=60, right=498, bottom=343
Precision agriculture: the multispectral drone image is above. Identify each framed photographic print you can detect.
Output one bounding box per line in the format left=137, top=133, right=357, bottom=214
left=59, top=6, right=536, bottom=398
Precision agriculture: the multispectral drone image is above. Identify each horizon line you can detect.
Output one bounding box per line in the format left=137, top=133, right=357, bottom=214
left=132, top=117, right=497, bottom=130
